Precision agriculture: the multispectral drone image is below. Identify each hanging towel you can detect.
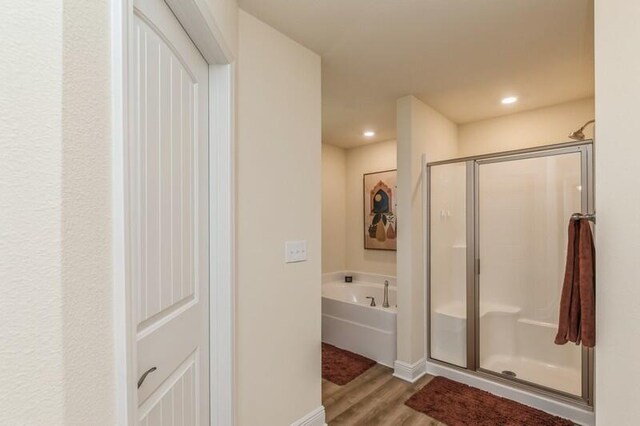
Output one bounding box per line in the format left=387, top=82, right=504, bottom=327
left=555, top=218, right=596, bottom=347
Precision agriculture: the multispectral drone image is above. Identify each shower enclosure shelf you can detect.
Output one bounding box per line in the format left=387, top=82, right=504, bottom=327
left=432, top=302, right=522, bottom=370
left=434, top=302, right=520, bottom=319
left=426, top=141, right=594, bottom=407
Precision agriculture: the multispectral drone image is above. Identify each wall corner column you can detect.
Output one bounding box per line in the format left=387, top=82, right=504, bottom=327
left=395, top=96, right=426, bottom=371
left=395, top=95, right=459, bottom=378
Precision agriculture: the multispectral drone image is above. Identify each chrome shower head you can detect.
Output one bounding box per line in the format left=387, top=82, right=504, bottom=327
left=569, top=119, right=595, bottom=141
left=568, top=129, right=586, bottom=141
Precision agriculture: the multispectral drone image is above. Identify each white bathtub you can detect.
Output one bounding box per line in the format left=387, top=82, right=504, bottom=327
left=322, top=273, right=397, bottom=367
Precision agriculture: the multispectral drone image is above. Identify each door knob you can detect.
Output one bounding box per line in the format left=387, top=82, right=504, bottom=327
left=137, top=367, right=157, bottom=389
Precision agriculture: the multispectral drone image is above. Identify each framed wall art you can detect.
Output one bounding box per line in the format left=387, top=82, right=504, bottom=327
left=363, top=169, right=397, bottom=250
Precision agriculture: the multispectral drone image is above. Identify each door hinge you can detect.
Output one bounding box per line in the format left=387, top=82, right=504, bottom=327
left=477, top=258, right=480, bottom=274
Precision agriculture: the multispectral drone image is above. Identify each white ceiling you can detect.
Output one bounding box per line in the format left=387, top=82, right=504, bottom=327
left=238, top=0, right=594, bottom=148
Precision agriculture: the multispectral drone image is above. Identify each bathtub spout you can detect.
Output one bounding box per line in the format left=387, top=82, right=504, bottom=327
left=383, top=280, right=390, bottom=308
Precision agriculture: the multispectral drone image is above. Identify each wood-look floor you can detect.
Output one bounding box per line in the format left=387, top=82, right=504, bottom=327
left=323, top=364, right=445, bottom=426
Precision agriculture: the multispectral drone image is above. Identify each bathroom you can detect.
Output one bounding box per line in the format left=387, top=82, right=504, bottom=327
left=319, top=1, right=596, bottom=421
left=13, top=0, right=640, bottom=424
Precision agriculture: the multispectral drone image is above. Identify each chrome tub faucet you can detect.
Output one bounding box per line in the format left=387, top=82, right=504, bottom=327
left=383, top=280, right=390, bottom=308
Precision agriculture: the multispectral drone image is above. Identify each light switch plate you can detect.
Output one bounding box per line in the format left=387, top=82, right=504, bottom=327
left=285, top=240, right=307, bottom=263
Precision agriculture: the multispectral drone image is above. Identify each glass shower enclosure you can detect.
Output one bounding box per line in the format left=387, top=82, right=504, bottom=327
left=427, top=141, right=594, bottom=406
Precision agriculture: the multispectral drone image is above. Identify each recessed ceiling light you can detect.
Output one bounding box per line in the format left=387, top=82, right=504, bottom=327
left=501, top=96, right=518, bottom=105
left=363, top=130, right=375, bottom=137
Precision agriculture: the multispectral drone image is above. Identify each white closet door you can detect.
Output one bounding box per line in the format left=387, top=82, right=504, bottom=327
left=130, top=0, right=209, bottom=424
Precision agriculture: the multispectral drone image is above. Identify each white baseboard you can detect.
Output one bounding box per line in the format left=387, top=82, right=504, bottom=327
left=290, top=405, right=326, bottom=426
left=393, top=358, right=426, bottom=383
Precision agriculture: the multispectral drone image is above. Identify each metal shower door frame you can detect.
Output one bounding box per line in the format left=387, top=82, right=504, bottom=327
left=426, top=140, right=594, bottom=409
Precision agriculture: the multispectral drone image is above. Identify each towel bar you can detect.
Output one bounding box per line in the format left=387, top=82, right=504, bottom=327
left=571, top=213, right=596, bottom=223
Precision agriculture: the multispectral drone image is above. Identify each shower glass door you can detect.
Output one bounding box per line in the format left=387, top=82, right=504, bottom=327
left=428, top=162, right=468, bottom=367
left=476, top=149, right=585, bottom=396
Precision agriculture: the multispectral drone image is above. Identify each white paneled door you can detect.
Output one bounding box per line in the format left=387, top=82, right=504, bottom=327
left=130, top=0, right=209, bottom=424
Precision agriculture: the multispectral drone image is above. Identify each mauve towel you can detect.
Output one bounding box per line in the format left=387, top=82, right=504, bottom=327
left=555, top=218, right=596, bottom=347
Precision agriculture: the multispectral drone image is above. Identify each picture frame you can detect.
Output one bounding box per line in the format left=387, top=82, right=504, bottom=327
left=363, top=169, right=397, bottom=251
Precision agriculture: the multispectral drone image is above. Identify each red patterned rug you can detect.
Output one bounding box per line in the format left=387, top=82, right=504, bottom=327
left=405, top=377, right=574, bottom=426
left=322, top=343, right=376, bottom=385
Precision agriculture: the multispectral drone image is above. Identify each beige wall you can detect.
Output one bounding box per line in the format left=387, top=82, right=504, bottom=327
left=0, top=0, right=115, bottom=424
left=322, top=140, right=397, bottom=276
left=594, top=0, right=640, bottom=423
left=458, top=97, right=595, bottom=157
left=322, top=144, right=347, bottom=273
left=345, top=140, right=397, bottom=276
left=1, top=1, right=65, bottom=422
left=396, top=96, right=458, bottom=364
left=237, top=10, right=322, bottom=425
left=62, top=0, right=114, bottom=423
